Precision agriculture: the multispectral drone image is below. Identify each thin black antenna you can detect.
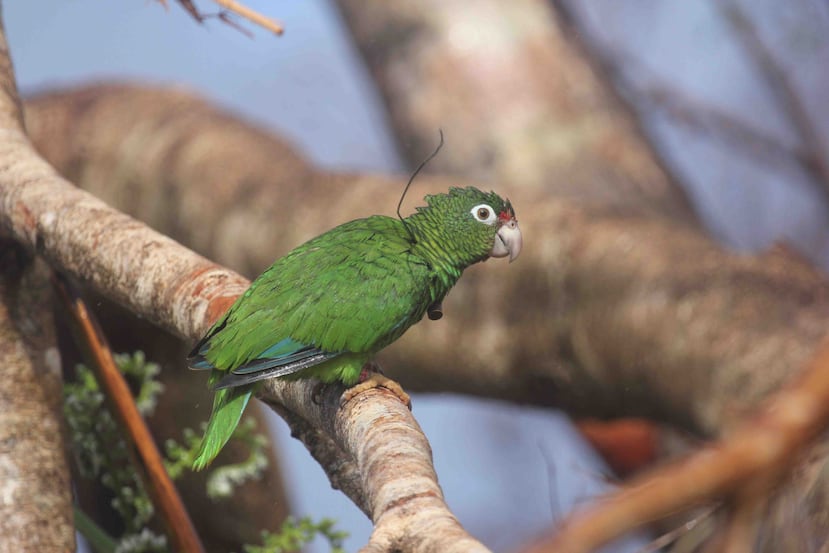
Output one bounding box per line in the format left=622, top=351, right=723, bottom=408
left=397, top=129, right=444, bottom=242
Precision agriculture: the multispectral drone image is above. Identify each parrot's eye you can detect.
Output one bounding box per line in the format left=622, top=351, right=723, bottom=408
left=470, top=204, right=497, bottom=225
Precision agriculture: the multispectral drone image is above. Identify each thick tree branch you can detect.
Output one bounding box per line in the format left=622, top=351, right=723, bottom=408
left=262, top=383, right=489, bottom=553
left=0, top=8, right=73, bottom=550
left=0, top=27, right=485, bottom=553
left=0, top=244, right=74, bottom=552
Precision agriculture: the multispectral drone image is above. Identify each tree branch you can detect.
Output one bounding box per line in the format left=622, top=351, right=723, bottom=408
left=334, top=0, right=697, bottom=223
left=3, top=184, right=488, bottom=550
left=718, top=0, right=829, bottom=192
left=0, top=21, right=485, bottom=552
left=640, top=82, right=812, bottom=170
left=0, top=7, right=73, bottom=549
left=54, top=274, right=205, bottom=553
left=0, top=244, right=75, bottom=551
left=262, top=383, right=489, bottom=553
left=210, top=0, right=283, bottom=35
left=164, top=0, right=284, bottom=35
left=540, top=337, right=829, bottom=552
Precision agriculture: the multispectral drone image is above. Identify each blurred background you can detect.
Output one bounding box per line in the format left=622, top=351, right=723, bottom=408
left=7, top=1, right=829, bottom=551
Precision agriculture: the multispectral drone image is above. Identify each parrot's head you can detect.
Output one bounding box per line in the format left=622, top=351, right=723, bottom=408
left=415, top=186, right=522, bottom=264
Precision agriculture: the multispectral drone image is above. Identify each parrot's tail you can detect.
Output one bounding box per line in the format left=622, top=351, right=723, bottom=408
left=192, top=376, right=253, bottom=471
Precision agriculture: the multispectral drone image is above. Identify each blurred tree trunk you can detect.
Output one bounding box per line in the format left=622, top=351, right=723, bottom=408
left=0, top=243, right=74, bottom=552
left=334, top=0, right=696, bottom=224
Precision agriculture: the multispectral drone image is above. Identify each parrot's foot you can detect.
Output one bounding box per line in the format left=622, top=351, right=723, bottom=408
left=311, top=382, right=326, bottom=405
left=341, top=365, right=411, bottom=409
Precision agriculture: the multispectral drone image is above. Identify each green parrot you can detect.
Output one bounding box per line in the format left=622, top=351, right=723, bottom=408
left=188, top=186, right=522, bottom=469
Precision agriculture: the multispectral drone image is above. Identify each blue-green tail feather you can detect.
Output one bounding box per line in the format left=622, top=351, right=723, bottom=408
left=192, top=372, right=253, bottom=471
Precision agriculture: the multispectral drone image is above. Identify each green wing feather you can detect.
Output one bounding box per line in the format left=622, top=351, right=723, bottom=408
left=197, top=216, right=440, bottom=369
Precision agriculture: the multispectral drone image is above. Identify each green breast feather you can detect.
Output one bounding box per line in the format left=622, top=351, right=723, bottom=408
left=188, top=187, right=521, bottom=469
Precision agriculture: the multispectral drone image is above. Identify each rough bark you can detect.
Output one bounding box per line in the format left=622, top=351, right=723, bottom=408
left=262, top=380, right=489, bottom=553
left=334, top=0, right=696, bottom=224
left=0, top=243, right=74, bottom=551
left=0, top=45, right=487, bottom=553
left=0, top=7, right=74, bottom=550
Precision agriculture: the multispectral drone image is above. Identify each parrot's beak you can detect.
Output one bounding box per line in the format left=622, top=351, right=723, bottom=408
left=491, top=218, right=522, bottom=262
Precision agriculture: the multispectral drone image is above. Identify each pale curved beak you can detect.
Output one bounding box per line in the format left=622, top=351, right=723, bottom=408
left=491, top=219, right=522, bottom=262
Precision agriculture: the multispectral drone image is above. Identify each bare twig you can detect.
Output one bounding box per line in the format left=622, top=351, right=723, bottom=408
left=719, top=0, right=829, bottom=190
left=553, top=0, right=829, bottom=205
left=263, top=382, right=490, bottom=553
left=643, top=83, right=812, bottom=169
left=537, top=441, right=562, bottom=522
left=637, top=79, right=829, bottom=205
left=175, top=0, right=203, bottom=22
left=216, top=12, right=255, bottom=39
left=54, top=273, right=205, bottom=553
left=210, top=0, right=283, bottom=35
left=637, top=506, right=717, bottom=553
left=550, top=18, right=818, bottom=191
left=162, top=0, right=283, bottom=35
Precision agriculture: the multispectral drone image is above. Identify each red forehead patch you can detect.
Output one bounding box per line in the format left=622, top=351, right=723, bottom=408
left=498, top=210, right=512, bottom=222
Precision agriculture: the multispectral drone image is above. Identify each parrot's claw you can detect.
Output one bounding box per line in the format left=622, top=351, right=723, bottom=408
left=311, top=382, right=326, bottom=405
left=341, top=370, right=412, bottom=409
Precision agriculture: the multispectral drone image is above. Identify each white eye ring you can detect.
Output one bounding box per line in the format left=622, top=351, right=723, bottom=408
left=470, top=203, right=497, bottom=225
